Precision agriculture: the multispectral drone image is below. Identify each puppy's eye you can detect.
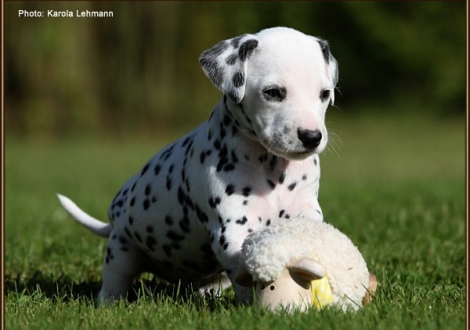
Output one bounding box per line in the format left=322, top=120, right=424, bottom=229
left=263, top=86, right=286, bottom=102
left=320, top=89, right=330, bottom=102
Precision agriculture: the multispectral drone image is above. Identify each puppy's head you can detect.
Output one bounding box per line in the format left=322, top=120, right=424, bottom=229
left=200, top=27, right=338, bottom=160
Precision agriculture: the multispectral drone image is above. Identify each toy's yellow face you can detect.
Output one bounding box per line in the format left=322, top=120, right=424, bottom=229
left=236, top=257, right=333, bottom=312
left=253, top=268, right=333, bottom=312
left=310, top=275, right=333, bottom=309
left=255, top=268, right=313, bottom=313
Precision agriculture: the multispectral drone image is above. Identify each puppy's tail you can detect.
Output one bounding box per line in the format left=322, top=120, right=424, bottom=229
left=57, top=194, right=111, bottom=238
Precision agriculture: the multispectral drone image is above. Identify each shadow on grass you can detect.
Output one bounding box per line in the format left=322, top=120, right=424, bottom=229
left=4, top=271, right=239, bottom=310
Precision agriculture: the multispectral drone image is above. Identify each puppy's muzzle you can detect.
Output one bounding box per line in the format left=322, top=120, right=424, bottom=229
left=297, top=128, right=322, bottom=150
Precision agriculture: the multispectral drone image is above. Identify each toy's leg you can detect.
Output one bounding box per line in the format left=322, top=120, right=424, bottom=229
left=363, top=272, right=378, bottom=305
left=97, top=235, right=145, bottom=305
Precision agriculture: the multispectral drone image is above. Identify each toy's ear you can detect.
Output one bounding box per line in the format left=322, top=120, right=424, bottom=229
left=287, top=257, right=326, bottom=281
left=234, top=265, right=255, bottom=287
left=199, top=34, right=259, bottom=104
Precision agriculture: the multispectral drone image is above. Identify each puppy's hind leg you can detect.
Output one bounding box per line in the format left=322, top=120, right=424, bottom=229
left=97, top=232, right=145, bottom=305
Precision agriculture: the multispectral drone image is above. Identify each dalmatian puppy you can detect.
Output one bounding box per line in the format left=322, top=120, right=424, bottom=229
left=58, top=26, right=338, bottom=304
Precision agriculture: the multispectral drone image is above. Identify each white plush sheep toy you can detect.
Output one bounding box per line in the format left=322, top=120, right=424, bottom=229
left=235, top=218, right=377, bottom=312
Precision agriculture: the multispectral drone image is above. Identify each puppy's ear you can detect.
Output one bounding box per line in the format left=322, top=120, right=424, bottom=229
left=200, top=34, right=259, bottom=104
left=317, top=39, right=338, bottom=105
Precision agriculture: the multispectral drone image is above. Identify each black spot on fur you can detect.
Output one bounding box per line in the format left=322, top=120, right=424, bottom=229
left=154, top=164, right=161, bottom=175
left=279, top=172, right=286, bottom=184
left=224, top=164, right=235, bottom=172
left=231, top=35, right=245, bottom=48
left=288, top=182, right=297, bottom=191
left=167, top=230, right=185, bottom=242
left=223, top=114, right=231, bottom=126
left=225, top=184, right=235, bottom=196
left=195, top=204, right=209, bottom=223
left=124, top=227, right=132, bottom=238
left=209, top=196, right=222, bottom=209
left=231, top=150, right=238, bottom=163
left=226, top=53, right=238, bottom=65
left=279, top=210, right=285, bottom=218
left=266, top=179, right=276, bottom=189
left=238, top=39, right=258, bottom=62
left=145, top=184, right=151, bottom=196
left=141, top=163, right=150, bottom=177
left=200, top=151, right=207, bottom=164
left=236, top=216, right=248, bottom=225
left=219, top=235, right=226, bottom=246
left=200, top=58, right=224, bottom=88
left=258, top=154, right=268, bottom=163
left=242, top=186, right=252, bottom=197
left=160, top=145, right=175, bottom=162
left=130, top=197, right=136, bottom=207
left=317, top=39, right=330, bottom=64
left=179, top=218, right=190, bottom=233
left=143, top=199, right=150, bottom=210
left=232, top=72, right=245, bottom=88
left=181, top=136, right=193, bottom=147
left=268, top=156, right=278, bottom=171
left=165, top=215, right=173, bottom=226
left=166, top=177, right=172, bottom=191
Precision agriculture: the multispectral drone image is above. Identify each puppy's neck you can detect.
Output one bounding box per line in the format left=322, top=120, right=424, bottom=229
left=207, top=96, right=290, bottom=172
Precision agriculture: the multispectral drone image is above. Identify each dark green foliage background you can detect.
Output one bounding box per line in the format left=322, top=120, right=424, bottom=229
left=5, top=1, right=466, bottom=139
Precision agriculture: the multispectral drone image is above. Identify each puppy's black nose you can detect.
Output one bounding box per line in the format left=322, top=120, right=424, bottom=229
left=297, top=128, right=322, bottom=150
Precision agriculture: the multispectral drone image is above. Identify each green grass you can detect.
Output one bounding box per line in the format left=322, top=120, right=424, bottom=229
left=4, top=112, right=466, bottom=329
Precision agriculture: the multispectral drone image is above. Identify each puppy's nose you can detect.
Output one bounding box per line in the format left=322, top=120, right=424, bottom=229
left=297, top=128, right=322, bottom=150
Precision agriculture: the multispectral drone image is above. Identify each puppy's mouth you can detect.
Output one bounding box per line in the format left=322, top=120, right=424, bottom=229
left=263, top=144, right=318, bottom=161
left=283, top=149, right=317, bottom=160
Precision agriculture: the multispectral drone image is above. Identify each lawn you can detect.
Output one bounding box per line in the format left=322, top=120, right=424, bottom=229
left=4, top=112, right=466, bottom=329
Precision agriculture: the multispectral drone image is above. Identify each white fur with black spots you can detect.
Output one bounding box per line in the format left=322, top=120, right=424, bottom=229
left=58, top=26, right=338, bottom=305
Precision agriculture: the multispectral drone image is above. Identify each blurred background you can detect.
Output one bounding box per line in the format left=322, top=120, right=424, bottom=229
left=4, top=1, right=466, bottom=140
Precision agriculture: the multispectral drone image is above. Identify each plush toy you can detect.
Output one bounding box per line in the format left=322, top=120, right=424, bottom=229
left=235, top=218, right=377, bottom=312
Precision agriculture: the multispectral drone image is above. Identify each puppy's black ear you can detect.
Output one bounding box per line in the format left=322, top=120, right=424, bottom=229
left=317, top=39, right=338, bottom=105
left=200, top=34, right=259, bottom=104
